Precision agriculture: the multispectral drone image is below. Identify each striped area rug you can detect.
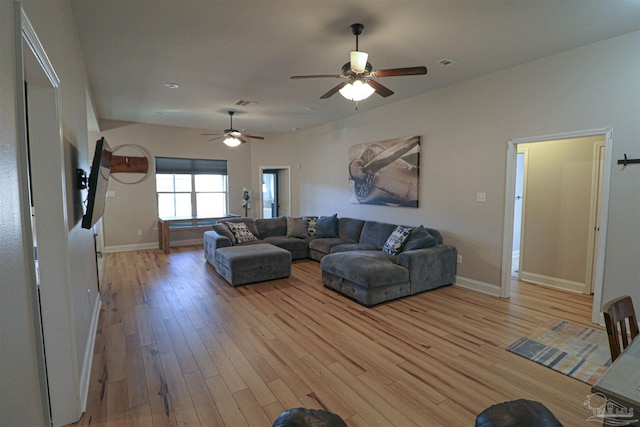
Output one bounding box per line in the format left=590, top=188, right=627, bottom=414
left=507, top=319, right=611, bottom=385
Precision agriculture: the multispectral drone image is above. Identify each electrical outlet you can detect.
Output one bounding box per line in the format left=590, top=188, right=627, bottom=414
left=137, top=229, right=143, bottom=236
left=457, top=255, right=462, bottom=264
left=476, top=192, right=486, bottom=202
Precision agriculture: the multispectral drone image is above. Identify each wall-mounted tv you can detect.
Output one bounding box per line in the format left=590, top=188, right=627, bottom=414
left=81, top=137, right=113, bottom=229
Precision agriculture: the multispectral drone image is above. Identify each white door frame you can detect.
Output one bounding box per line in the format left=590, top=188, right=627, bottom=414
left=259, top=166, right=291, bottom=217
left=500, top=128, right=613, bottom=325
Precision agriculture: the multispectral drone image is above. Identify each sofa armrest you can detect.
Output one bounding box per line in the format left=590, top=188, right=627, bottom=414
left=204, top=230, right=232, bottom=262
left=396, top=245, right=457, bottom=292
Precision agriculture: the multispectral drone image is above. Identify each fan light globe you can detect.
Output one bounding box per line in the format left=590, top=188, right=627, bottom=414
left=339, top=79, right=375, bottom=102
left=223, top=136, right=242, bottom=147
left=350, top=51, right=368, bottom=72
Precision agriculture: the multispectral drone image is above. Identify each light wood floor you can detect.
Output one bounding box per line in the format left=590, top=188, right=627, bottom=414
left=73, top=245, right=599, bottom=426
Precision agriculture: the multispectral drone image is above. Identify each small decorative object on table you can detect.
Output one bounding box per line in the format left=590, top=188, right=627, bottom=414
left=242, top=187, right=250, bottom=217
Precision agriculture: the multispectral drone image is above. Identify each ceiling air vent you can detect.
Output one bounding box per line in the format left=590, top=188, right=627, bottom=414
left=235, top=100, right=258, bottom=107
left=438, top=59, right=459, bottom=67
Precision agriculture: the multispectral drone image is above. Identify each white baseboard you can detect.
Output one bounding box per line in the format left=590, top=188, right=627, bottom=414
left=103, top=242, right=158, bottom=253
left=519, top=271, right=585, bottom=293
left=79, top=295, right=101, bottom=412
left=104, top=239, right=204, bottom=253
left=454, top=275, right=502, bottom=297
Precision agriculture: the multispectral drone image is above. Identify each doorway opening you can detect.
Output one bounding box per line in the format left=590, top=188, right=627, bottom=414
left=501, top=129, right=612, bottom=325
left=260, top=167, right=291, bottom=218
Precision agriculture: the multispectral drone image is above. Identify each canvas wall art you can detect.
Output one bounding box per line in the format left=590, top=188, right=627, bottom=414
left=348, top=135, right=420, bottom=207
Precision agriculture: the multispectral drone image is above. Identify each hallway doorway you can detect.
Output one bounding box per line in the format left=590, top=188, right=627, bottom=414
left=260, top=166, right=290, bottom=218
left=501, top=129, right=612, bottom=324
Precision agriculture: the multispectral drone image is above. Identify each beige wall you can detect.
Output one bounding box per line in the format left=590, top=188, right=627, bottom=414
left=97, top=121, right=253, bottom=249
left=291, top=31, right=640, bottom=307
left=99, top=31, right=640, bottom=314
left=518, top=137, right=601, bottom=292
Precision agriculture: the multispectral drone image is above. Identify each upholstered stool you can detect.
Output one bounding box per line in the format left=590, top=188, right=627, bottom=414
left=272, top=408, right=348, bottom=427
left=213, top=243, right=291, bottom=286
left=475, top=399, right=563, bottom=427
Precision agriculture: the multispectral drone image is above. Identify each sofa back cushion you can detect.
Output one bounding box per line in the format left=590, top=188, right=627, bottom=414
left=403, top=226, right=438, bottom=251
left=359, top=220, right=398, bottom=249
left=212, top=223, right=236, bottom=243
left=255, top=216, right=287, bottom=238
left=338, top=217, right=366, bottom=242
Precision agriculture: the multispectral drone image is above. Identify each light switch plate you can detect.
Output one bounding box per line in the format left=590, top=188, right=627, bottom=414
left=476, top=192, right=486, bottom=202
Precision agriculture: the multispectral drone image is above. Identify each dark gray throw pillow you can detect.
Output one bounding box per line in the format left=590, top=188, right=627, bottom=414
left=403, top=225, right=437, bottom=251
left=212, top=223, right=236, bottom=243
left=286, top=217, right=309, bottom=238
left=316, top=214, right=338, bottom=238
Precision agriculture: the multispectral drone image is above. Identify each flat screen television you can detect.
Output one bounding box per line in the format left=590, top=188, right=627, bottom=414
left=81, top=137, right=113, bottom=229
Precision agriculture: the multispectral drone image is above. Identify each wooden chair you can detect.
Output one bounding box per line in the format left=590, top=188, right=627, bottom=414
left=603, top=295, right=639, bottom=362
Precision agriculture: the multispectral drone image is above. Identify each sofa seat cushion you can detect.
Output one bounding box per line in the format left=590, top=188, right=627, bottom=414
left=330, top=243, right=379, bottom=254
left=321, top=251, right=409, bottom=289
left=308, top=238, right=354, bottom=255
left=263, top=236, right=309, bottom=260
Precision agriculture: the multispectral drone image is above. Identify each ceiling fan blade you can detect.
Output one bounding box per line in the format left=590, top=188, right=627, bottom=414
left=368, top=80, right=394, bottom=97
left=291, top=74, right=343, bottom=79
left=207, top=136, right=224, bottom=142
left=320, top=81, right=349, bottom=99
left=201, top=133, right=222, bottom=136
left=241, top=134, right=264, bottom=140
left=370, top=66, right=427, bottom=78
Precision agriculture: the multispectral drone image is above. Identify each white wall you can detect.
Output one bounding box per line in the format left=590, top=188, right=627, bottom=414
left=2, top=1, right=101, bottom=425
left=0, top=2, right=48, bottom=426
left=293, top=31, right=640, bottom=306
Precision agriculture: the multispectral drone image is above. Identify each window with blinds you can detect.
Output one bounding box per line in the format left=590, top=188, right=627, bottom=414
left=155, top=157, right=228, bottom=217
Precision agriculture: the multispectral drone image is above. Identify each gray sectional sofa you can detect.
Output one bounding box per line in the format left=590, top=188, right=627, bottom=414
left=203, top=215, right=457, bottom=306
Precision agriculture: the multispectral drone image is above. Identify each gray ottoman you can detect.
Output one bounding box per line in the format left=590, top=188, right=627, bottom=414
left=214, top=243, right=291, bottom=286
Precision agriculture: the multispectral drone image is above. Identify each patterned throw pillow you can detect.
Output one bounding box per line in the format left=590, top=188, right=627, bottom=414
left=225, top=221, right=257, bottom=243
left=382, top=226, right=413, bottom=255
left=303, top=216, right=318, bottom=236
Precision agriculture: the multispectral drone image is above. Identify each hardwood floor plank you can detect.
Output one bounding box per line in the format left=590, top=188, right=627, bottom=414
left=183, top=371, right=226, bottom=426
left=232, top=388, right=273, bottom=426
left=215, top=332, right=278, bottom=407
left=72, top=248, right=598, bottom=427
left=159, top=351, right=202, bottom=426
left=125, top=334, right=149, bottom=409
left=140, top=344, right=177, bottom=427
left=205, top=375, right=250, bottom=427
left=106, top=379, right=129, bottom=426
left=196, top=326, right=247, bottom=393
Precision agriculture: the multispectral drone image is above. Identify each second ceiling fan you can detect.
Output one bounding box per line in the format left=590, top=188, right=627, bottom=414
left=201, top=111, right=264, bottom=147
left=291, top=23, right=427, bottom=103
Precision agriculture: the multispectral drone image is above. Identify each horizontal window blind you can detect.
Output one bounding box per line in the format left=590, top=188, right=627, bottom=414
left=155, top=157, right=227, bottom=175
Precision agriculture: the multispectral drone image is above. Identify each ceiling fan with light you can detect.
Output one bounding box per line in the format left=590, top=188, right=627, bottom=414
left=291, top=23, right=427, bottom=106
left=201, top=111, right=264, bottom=147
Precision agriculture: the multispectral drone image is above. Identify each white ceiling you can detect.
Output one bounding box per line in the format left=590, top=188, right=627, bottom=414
left=70, top=0, right=640, bottom=135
